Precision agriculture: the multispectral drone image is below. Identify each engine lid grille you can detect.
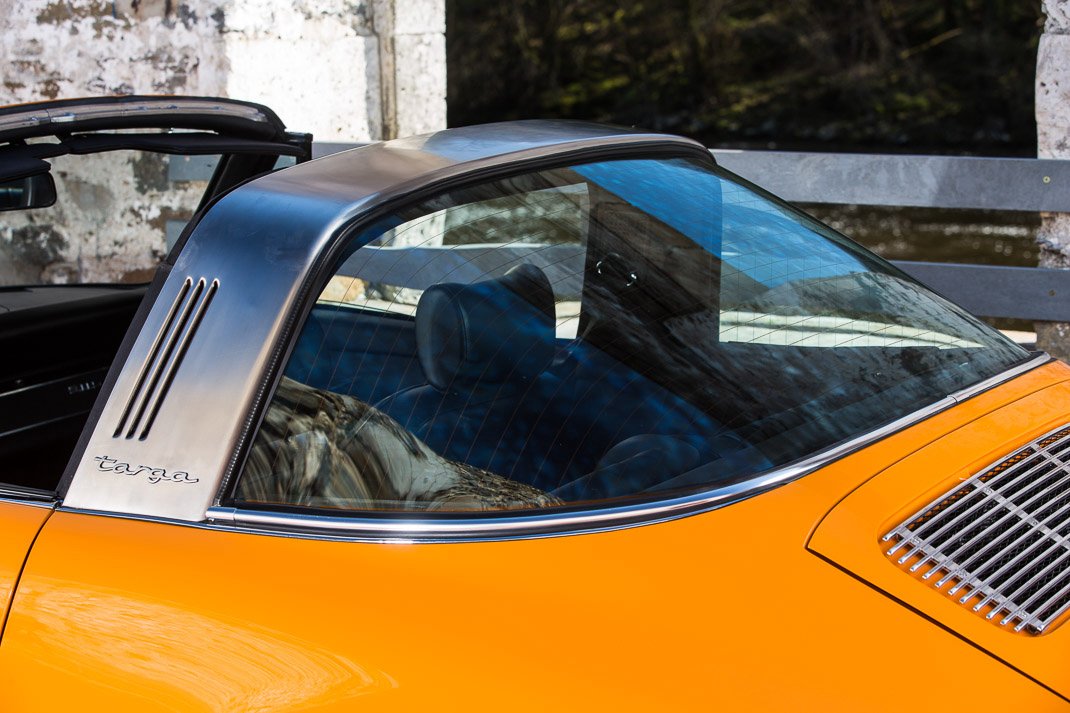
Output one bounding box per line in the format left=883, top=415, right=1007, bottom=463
left=883, top=424, right=1070, bottom=634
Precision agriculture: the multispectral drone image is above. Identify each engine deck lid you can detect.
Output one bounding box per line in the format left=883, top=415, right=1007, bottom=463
left=810, top=376, right=1070, bottom=700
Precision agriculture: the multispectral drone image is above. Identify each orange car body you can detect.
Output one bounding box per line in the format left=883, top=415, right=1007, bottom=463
left=0, top=363, right=1067, bottom=710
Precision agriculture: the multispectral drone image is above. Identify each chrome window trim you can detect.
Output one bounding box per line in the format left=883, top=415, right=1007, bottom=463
left=194, top=353, right=1053, bottom=543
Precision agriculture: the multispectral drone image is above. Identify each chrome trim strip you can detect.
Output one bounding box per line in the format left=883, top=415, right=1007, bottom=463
left=204, top=353, right=1052, bottom=543
left=949, top=354, right=1049, bottom=401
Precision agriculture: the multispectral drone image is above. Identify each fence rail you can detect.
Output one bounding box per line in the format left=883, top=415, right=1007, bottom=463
left=711, top=150, right=1070, bottom=212
left=315, top=142, right=1063, bottom=324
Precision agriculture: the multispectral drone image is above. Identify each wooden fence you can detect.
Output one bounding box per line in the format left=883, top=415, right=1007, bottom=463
left=314, top=142, right=1064, bottom=322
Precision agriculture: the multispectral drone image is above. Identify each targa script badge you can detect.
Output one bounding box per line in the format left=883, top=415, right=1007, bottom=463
left=93, top=455, right=199, bottom=485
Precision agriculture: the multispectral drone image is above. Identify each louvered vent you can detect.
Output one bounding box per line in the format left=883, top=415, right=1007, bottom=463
left=883, top=424, right=1070, bottom=634
left=113, top=277, right=218, bottom=440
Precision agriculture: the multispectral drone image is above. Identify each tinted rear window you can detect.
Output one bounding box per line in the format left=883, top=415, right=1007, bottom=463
left=234, top=156, right=1029, bottom=512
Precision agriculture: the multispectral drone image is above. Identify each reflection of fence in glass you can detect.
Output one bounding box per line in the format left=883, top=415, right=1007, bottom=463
left=327, top=241, right=982, bottom=348
left=712, top=150, right=1070, bottom=325
left=319, top=183, right=589, bottom=336
left=313, top=144, right=1070, bottom=326
left=327, top=243, right=585, bottom=337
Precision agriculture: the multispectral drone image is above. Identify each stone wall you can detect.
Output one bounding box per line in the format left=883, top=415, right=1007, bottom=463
left=0, top=0, right=446, bottom=140
left=0, top=0, right=445, bottom=285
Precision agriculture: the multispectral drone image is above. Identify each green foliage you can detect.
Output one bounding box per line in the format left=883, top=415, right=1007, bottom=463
left=447, top=0, right=1042, bottom=154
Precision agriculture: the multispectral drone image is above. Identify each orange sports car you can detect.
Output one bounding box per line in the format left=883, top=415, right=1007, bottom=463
left=0, top=97, right=1068, bottom=710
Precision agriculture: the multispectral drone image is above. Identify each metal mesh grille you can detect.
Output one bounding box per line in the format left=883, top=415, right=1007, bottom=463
left=883, top=424, right=1070, bottom=634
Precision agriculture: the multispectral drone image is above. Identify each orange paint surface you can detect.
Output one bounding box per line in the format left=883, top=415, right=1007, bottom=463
left=0, top=362, right=1068, bottom=710
left=812, top=373, right=1070, bottom=702
left=0, top=501, right=50, bottom=636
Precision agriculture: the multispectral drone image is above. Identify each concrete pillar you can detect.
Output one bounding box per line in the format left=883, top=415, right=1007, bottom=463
left=222, top=0, right=382, bottom=141
left=1037, top=0, right=1070, bottom=359
left=0, top=0, right=445, bottom=285
left=373, top=0, right=447, bottom=139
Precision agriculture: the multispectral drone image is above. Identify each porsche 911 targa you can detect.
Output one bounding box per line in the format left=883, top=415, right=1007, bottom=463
left=0, top=96, right=1069, bottom=710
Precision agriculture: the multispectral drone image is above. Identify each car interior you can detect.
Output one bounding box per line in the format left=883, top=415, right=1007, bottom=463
left=0, top=284, right=147, bottom=493
left=281, top=261, right=751, bottom=504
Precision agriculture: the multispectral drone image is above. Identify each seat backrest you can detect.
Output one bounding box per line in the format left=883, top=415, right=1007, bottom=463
left=285, top=304, right=424, bottom=404
left=377, top=264, right=561, bottom=483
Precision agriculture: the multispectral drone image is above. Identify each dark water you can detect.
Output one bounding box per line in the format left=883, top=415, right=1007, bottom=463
left=803, top=205, right=1040, bottom=266
left=802, top=205, right=1041, bottom=333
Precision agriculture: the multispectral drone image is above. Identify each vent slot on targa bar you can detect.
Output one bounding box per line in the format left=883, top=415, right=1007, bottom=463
left=113, top=277, right=218, bottom=441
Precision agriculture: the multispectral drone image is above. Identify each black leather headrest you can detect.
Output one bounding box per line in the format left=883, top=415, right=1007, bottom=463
left=415, top=264, right=556, bottom=392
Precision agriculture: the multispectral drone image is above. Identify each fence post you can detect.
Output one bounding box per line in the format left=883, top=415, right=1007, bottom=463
left=1037, top=0, right=1070, bottom=360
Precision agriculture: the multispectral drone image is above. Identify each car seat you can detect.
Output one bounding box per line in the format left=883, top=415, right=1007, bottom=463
left=376, top=263, right=562, bottom=484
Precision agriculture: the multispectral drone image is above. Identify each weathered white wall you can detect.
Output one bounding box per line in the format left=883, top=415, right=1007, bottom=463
left=0, top=2, right=229, bottom=100
left=0, top=152, right=212, bottom=285
left=0, top=0, right=445, bottom=140
left=0, top=0, right=446, bottom=285
left=1037, top=0, right=1070, bottom=359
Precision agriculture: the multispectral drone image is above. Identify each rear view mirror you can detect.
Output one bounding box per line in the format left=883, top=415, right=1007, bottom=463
left=0, top=173, right=57, bottom=211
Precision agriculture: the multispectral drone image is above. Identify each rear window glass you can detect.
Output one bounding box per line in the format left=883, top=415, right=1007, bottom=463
left=234, top=157, right=1028, bottom=513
